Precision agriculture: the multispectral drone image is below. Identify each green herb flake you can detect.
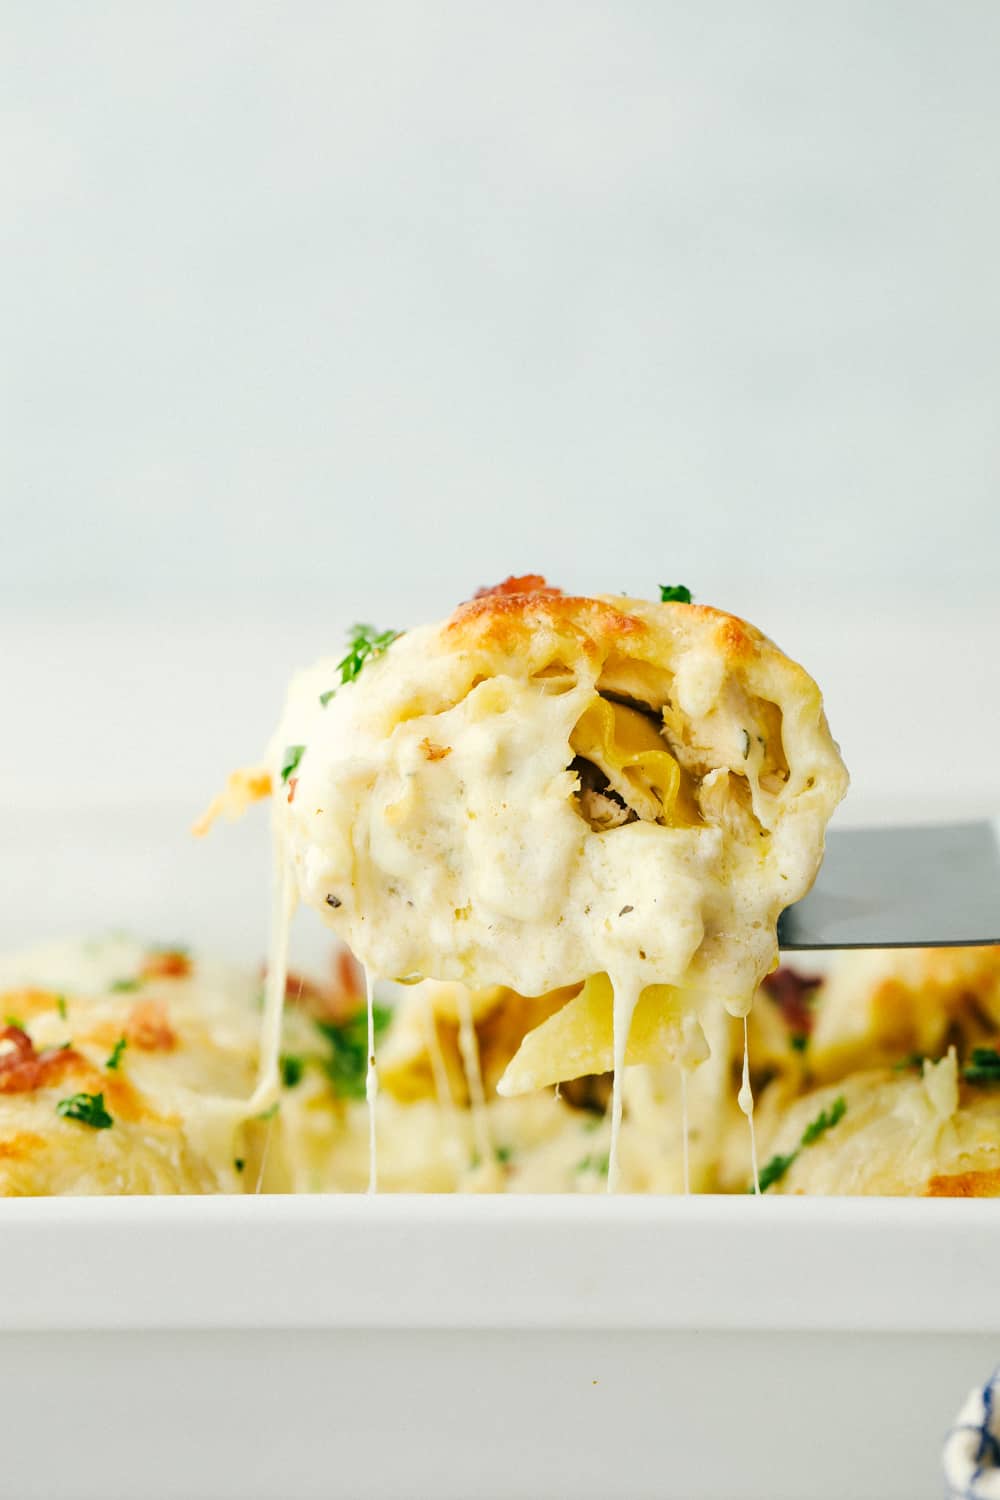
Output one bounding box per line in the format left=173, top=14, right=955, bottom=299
left=659, top=584, right=693, bottom=604
left=4, top=1016, right=24, bottom=1031
left=964, top=1047, right=1000, bottom=1085
left=279, top=744, right=306, bottom=784
left=755, top=1152, right=798, bottom=1193
left=335, top=623, right=400, bottom=689
left=318, top=688, right=336, bottom=708
left=575, top=1153, right=610, bottom=1176
left=315, top=1004, right=393, bottom=1099
left=110, top=978, right=141, bottom=994
left=790, top=1033, right=809, bottom=1054
left=800, top=1095, right=847, bottom=1146
left=105, top=1036, right=128, bottom=1071
left=893, top=1052, right=927, bottom=1072
left=56, top=1092, right=113, bottom=1130
left=280, top=1054, right=305, bottom=1089
left=56, top=996, right=68, bottom=1020
left=256, top=1101, right=281, bottom=1122
left=754, top=1096, right=848, bottom=1193
left=234, top=1158, right=246, bottom=1173
left=495, top=1145, right=514, bottom=1165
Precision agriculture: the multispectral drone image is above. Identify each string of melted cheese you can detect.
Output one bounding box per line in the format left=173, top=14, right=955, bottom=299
left=608, top=975, right=640, bottom=1193
left=739, top=1015, right=761, bottom=1196
left=456, top=987, right=493, bottom=1169
left=364, top=967, right=379, bottom=1194
left=250, top=855, right=295, bottom=1118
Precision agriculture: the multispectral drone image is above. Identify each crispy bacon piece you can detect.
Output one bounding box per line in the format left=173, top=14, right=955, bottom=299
left=472, top=575, right=562, bottom=600
left=0, top=1027, right=82, bottom=1094
left=274, top=946, right=365, bottom=1024
left=140, top=950, right=192, bottom=981
left=761, top=966, right=823, bottom=1038
left=125, top=999, right=178, bottom=1052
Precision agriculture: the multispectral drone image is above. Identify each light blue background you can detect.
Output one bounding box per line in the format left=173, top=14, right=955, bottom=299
left=3, top=2, right=998, bottom=830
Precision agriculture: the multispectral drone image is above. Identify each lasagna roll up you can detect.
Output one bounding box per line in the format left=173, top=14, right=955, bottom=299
left=271, top=578, right=847, bottom=1162
left=272, top=580, right=845, bottom=1093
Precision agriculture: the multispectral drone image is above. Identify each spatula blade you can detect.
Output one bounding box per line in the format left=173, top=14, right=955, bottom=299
left=777, top=821, right=1000, bottom=950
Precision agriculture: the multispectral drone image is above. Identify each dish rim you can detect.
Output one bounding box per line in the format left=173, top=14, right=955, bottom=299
left=1, top=1193, right=996, bottom=1334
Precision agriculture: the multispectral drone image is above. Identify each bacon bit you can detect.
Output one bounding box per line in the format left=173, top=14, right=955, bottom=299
left=192, top=767, right=273, bottom=837
left=472, top=575, right=563, bottom=600
left=287, top=776, right=299, bottom=804
left=271, top=946, right=365, bottom=1024
left=419, top=739, right=452, bottom=762
left=125, top=999, right=177, bottom=1052
left=140, top=950, right=192, bottom=981
left=0, top=1027, right=83, bottom=1094
left=332, top=947, right=364, bottom=1006
left=761, top=966, right=823, bottom=1038
left=281, top=971, right=328, bottom=1009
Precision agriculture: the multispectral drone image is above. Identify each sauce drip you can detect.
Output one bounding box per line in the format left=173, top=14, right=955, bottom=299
left=738, top=1015, right=760, bottom=1195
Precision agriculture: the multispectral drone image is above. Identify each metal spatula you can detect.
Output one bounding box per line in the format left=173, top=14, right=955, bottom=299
left=777, top=821, right=1000, bottom=950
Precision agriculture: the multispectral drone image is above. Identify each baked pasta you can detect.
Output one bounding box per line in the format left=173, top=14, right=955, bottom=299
left=263, top=576, right=848, bottom=1182
left=1, top=938, right=997, bottom=1196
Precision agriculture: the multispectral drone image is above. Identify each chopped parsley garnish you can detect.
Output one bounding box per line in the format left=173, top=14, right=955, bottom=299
left=315, top=1004, right=393, bottom=1099
left=964, top=1047, right=1000, bottom=1084
left=105, top=1036, right=127, bottom=1071
left=576, top=1152, right=610, bottom=1176
left=110, top=978, right=141, bottom=994
left=56, top=1092, right=113, bottom=1130
left=280, top=1054, right=305, bottom=1089
left=234, top=1158, right=245, bottom=1173
left=757, top=1152, right=798, bottom=1193
left=893, top=1052, right=927, bottom=1072
left=56, top=995, right=68, bottom=1020
left=659, top=584, right=692, bottom=604
left=318, top=688, right=337, bottom=708
left=255, top=1101, right=281, bottom=1122
left=4, top=1015, right=24, bottom=1030
left=335, top=624, right=400, bottom=690
left=754, top=1095, right=847, bottom=1193
left=800, top=1094, right=847, bottom=1145
left=495, top=1144, right=514, bottom=1165
left=790, top=1033, right=809, bottom=1054
left=280, top=744, right=306, bottom=784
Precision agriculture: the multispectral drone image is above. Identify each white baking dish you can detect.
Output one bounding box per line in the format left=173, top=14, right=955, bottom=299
left=0, top=1194, right=996, bottom=1500
left=2, top=807, right=997, bottom=1500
